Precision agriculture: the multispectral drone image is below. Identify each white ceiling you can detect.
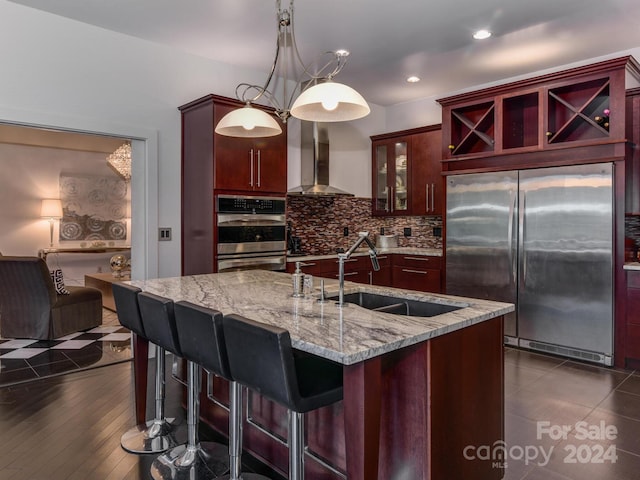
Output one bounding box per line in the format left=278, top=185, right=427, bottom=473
left=7, top=0, right=640, bottom=107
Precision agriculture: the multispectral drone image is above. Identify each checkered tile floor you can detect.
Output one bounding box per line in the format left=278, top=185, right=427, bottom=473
left=0, top=310, right=132, bottom=387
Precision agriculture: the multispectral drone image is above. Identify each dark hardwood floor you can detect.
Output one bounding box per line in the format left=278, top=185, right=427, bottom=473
left=1, top=348, right=640, bottom=479
left=0, top=361, right=163, bottom=480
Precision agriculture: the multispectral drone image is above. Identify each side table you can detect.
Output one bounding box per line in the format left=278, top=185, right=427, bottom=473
left=84, top=273, right=131, bottom=311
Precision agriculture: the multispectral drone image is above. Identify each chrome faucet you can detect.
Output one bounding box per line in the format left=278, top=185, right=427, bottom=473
left=337, top=231, right=380, bottom=307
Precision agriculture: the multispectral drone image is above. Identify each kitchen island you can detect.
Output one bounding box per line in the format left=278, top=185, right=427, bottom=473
left=129, top=270, right=513, bottom=479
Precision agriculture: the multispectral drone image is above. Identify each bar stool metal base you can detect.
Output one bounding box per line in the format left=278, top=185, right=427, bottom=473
left=216, top=473, right=272, bottom=480
left=150, top=442, right=230, bottom=480
left=121, top=418, right=186, bottom=454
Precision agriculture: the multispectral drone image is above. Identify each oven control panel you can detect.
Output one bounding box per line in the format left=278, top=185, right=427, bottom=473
left=216, top=195, right=286, bottom=215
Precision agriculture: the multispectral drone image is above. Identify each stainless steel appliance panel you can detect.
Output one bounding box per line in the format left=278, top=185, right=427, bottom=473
left=215, top=195, right=287, bottom=272
left=517, top=164, right=613, bottom=355
left=446, top=172, right=518, bottom=336
left=217, top=253, right=286, bottom=273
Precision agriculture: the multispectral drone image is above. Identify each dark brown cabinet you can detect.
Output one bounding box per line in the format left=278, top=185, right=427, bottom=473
left=392, top=254, right=442, bottom=293
left=291, top=253, right=443, bottom=294
left=410, top=126, right=443, bottom=215
left=214, top=104, right=287, bottom=193
left=371, top=125, right=442, bottom=216
left=369, top=254, right=392, bottom=286
left=626, top=88, right=640, bottom=215
left=626, top=270, right=640, bottom=364
left=179, top=94, right=287, bottom=275
left=286, top=253, right=391, bottom=287
left=438, top=56, right=635, bottom=174
left=371, top=135, right=410, bottom=215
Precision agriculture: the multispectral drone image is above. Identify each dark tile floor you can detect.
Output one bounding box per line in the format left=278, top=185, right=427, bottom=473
left=503, top=348, right=640, bottom=480
left=0, top=309, right=131, bottom=387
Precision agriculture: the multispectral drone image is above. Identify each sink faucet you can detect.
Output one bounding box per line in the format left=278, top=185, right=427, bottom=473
left=337, top=231, right=380, bottom=307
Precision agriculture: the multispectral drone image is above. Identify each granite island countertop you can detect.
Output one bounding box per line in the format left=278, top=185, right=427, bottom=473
left=624, top=262, right=640, bottom=271
left=129, top=270, right=512, bottom=365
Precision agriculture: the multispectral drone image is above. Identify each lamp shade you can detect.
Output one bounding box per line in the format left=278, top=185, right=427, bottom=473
left=41, top=199, right=63, bottom=219
left=290, top=81, right=371, bottom=122
left=215, top=104, right=282, bottom=138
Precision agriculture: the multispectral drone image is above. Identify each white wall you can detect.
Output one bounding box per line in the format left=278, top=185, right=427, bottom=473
left=1, top=1, right=639, bottom=278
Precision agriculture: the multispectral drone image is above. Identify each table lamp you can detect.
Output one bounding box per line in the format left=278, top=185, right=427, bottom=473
left=41, top=199, right=63, bottom=247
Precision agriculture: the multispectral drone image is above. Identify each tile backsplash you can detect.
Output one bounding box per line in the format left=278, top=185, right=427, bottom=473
left=627, top=215, right=640, bottom=246
left=287, top=196, right=443, bottom=255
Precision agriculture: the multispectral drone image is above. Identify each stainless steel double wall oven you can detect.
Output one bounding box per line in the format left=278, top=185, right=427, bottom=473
left=216, top=195, right=286, bottom=273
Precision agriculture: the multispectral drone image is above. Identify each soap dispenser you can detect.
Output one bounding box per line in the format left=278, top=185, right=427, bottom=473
left=292, top=261, right=305, bottom=297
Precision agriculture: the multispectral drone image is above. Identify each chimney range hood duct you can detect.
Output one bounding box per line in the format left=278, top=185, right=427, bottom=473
left=287, top=121, right=353, bottom=196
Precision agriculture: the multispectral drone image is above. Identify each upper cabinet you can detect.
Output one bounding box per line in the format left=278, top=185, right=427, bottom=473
left=214, top=103, right=287, bottom=193
left=371, top=125, right=442, bottom=216
left=371, top=134, right=410, bottom=215
left=626, top=88, right=640, bottom=215
left=438, top=56, right=640, bottom=173
left=410, top=126, right=443, bottom=216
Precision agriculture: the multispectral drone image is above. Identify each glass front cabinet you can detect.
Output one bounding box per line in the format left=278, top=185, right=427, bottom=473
left=372, top=137, right=409, bottom=215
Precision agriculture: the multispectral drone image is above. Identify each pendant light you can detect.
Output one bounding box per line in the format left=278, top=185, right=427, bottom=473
left=215, top=0, right=370, bottom=138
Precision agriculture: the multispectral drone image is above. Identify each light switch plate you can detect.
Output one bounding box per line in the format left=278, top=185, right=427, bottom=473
left=159, top=228, right=172, bottom=241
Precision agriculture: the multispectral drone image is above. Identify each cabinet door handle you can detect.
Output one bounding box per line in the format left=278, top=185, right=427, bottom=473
left=402, top=268, right=427, bottom=274
left=257, top=150, right=261, bottom=187
left=249, top=149, right=254, bottom=187
left=343, top=272, right=358, bottom=277
left=404, top=256, right=430, bottom=262
left=390, top=186, right=394, bottom=212
left=426, top=184, right=429, bottom=212
left=300, top=262, right=316, bottom=267
left=335, top=258, right=358, bottom=264
left=431, top=183, right=435, bottom=212
left=385, top=186, right=390, bottom=212
left=368, top=271, right=373, bottom=284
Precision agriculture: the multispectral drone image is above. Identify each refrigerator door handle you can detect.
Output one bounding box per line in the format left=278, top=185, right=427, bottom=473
left=508, top=189, right=517, bottom=284
left=521, top=192, right=527, bottom=287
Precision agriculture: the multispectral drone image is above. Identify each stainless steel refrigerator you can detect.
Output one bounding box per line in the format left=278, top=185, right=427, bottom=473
left=446, top=163, right=614, bottom=365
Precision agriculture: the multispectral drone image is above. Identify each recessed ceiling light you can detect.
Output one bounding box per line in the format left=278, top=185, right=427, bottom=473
left=473, top=29, right=492, bottom=40
left=406, top=76, right=420, bottom=83
left=335, top=49, right=350, bottom=57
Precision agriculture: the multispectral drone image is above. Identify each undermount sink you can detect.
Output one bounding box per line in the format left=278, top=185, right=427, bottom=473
left=329, top=292, right=463, bottom=318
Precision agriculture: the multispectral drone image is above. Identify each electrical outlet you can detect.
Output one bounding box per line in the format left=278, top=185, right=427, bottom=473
left=380, top=227, right=385, bottom=235
left=433, top=227, right=442, bottom=238
left=159, top=227, right=172, bottom=241
left=343, top=227, right=349, bottom=237
left=403, top=227, right=411, bottom=237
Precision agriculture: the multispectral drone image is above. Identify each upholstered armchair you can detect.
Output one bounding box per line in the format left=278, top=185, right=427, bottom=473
left=0, top=256, right=102, bottom=340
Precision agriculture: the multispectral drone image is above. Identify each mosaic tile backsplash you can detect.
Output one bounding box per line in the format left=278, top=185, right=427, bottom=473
left=627, top=215, right=640, bottom=247
left=286, top=196, right=443, bottom=255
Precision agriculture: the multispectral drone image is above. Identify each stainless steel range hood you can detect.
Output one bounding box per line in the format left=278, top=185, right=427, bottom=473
left=287, top=121, right=353, bottom=196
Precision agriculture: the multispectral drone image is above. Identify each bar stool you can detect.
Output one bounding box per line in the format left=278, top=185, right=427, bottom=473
left=112, top=283, right=186, bottom=454
left=173, top=301, right=269, bottom=480
left=222, top=314, right=344, bottom=480
left=137, top=292, right=229, bottom=480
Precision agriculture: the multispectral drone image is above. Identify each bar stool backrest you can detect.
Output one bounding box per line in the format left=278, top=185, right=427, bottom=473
left=223, top=314, right=301, bottom=411
left=112, top=283, right=145, bottom=338
left=138, top=292, right=182, bottom=357
left=174, top=301, right=231, bottom=381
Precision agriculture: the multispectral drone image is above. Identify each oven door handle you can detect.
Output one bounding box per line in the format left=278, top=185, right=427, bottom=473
left=217, top=256, right=285, bottom=271
left=217, top=214, right=286, bottom=225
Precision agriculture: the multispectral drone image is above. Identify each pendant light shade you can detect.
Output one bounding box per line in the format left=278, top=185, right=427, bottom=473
left=290, top=81, right=370, bottom=122
left=215, top=104, right=282, bottom=138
